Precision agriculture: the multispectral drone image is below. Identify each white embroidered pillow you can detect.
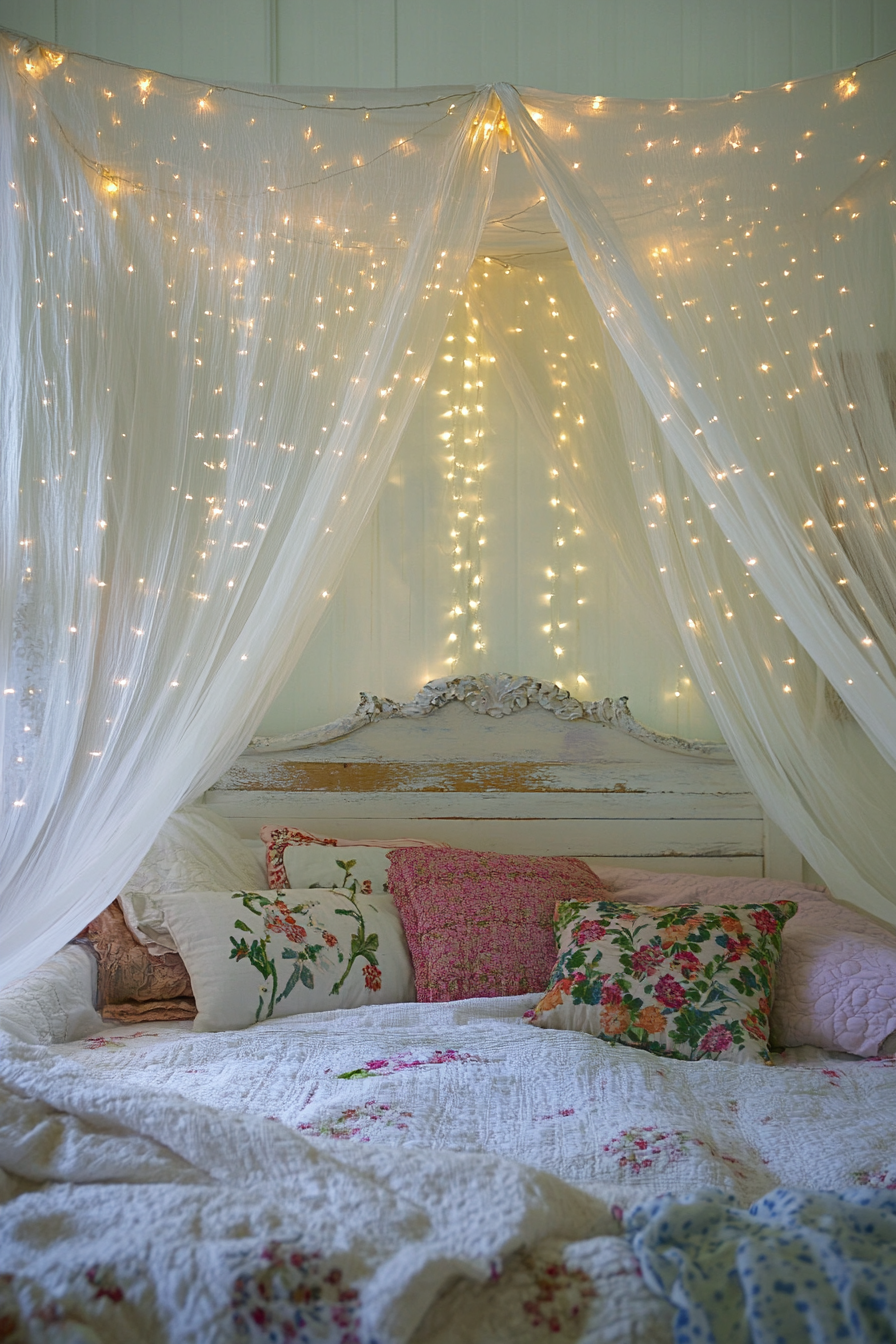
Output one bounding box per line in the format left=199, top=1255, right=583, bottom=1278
left=155, top=888, right=415, bottom=1031
left=260, top=825, right=442, bottom=890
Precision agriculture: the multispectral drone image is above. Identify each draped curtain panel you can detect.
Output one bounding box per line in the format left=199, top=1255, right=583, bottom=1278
left=2, top=32, right=896, bottom=988
left=0, top=38, right=498, bottom=986
left=496, top=69, right=896, bottom=919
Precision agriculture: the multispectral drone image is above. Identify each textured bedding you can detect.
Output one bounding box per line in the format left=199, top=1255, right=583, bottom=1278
left=0, top=945, right=102, bottom=1045
left=2, top=844, right=895, bottom=1341
left=0, top=994, right=888, bottom=1341
left=53, top=998, right=896, bottom=1210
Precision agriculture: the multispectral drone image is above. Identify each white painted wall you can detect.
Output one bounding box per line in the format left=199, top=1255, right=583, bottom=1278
left=3, top=0, right=894, bottom=738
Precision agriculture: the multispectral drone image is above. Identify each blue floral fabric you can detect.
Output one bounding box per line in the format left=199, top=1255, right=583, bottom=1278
left=625, top=1186, right=896, bottom=1343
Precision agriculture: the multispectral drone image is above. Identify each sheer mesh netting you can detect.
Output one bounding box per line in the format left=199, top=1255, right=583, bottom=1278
left=2, top=33, right=895, bottom=988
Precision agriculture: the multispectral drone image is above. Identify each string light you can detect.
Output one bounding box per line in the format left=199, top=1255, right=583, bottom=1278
left=9, top=45, right=894, bottom=770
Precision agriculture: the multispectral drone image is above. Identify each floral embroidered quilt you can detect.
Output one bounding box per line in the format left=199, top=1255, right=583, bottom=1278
left=0, top=995, right=893, bottom=1341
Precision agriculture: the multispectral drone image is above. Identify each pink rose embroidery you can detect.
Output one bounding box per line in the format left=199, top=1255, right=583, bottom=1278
left=363, top=963, right=382, bottom=992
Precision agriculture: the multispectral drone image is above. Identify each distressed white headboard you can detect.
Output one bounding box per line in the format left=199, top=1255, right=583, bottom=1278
left=205, top=674, right=803, bottom=879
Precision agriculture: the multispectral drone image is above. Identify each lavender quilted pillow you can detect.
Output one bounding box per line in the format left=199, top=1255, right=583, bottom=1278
left=387, top=847, right=605, bottom=1002
left=585, top=867, right=896, bottom=1057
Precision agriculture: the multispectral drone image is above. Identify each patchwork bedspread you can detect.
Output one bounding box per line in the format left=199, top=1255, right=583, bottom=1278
left=0, top=995, right=894, bottom=1342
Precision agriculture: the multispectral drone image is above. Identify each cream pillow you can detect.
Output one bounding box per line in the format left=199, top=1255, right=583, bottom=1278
left=154, top=888, right=415, bottom=1031
left=123, top=805, right=266, bottom=899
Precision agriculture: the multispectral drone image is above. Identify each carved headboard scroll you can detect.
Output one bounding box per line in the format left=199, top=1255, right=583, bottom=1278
left=248, top=673, right=732, bottom=761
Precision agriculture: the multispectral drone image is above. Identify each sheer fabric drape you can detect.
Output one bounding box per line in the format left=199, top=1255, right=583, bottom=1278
left=4, top=36, right=896, bottom=993
left=498, top=64, right=896, bottom=918
left=0, top=40, right=497, bottom=987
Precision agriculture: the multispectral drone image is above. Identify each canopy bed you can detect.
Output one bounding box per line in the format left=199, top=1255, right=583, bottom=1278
left=1, top=27, right=896, bottom=1344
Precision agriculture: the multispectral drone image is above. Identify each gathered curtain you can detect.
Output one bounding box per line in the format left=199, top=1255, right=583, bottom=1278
left=2, top=33, right=896, bottom=991
left=0, top=38, right=499, bottom=987
left=496, top=66, right=896, bottom=919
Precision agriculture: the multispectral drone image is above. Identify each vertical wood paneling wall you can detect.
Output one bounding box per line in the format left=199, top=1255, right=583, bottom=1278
left=2, top=0, right=894, bottom=738
left=3, top=0, right=894, bottom=95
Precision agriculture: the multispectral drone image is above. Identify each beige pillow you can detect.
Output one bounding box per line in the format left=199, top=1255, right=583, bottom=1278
left=77, top=902, right=196, bottom=1023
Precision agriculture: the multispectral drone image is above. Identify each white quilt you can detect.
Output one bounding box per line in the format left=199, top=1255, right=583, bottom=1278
left=1, top=996, right=894, bottom=1342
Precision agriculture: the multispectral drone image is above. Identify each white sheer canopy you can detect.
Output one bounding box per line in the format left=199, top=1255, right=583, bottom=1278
left=0, top=40, right=498, bottom=985
left=494, top=71, right=896, bottom=919
left=2, top=33, right=896, bottom=988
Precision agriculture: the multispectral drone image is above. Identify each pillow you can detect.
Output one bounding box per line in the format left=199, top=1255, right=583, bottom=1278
left=76, top=902, right=196, bottom=1023
left=387, top=847, right=606, bottom=1002
left=124, top=804, right=267, bottom=898
left=118, top=891, right=179, bottom=956
left=154, top=888, right=415, bottom=1032
left=529, top=899, right=797, bottom=1065
left=283, top=845, right=402, bottom=900
left=0, top=946, right=104, bottom=1044
left=261, top=825, right=444, bottom=890
left=585, top=866, right=896, bottom=1057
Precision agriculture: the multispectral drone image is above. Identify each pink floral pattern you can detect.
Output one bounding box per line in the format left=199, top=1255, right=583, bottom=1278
left=85, top=1266, right=124, bottom=1303
left=530, top=899, right=797, bottom=1064
left=388, top=847, right=605, bottom=1002
left=600, top=1125, right=745, bottom=1181
left=230, top=872, right=382, bottom=1022
left=296, top=1099, right=413, bottom=1141
left=517, top=1255, right=597, bottom=1332
left=602, top=1126, right=703, bottom=1174
left=853, top=1168, right=896, bottom=1190
left=336, top=1047, right=491, bottom=1079
left=231, top=1244, right=360, bottom=1343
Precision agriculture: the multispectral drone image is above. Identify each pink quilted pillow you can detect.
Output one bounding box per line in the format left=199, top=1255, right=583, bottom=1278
left=387, top=847, right=605, bottom=1002
left=260, top=825, right=445, bottom=889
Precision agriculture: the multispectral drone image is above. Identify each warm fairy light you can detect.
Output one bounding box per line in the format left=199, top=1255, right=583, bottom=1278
left=836, top=75, right=859, bottom=100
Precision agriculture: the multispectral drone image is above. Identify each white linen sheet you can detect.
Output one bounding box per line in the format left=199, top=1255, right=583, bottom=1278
left=0, top=995, right=891, bottom=1341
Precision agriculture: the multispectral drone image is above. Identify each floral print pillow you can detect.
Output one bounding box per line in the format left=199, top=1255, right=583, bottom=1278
left=260, top=826, right=442, bottom=891
left=155, top=880, right=415, bottom=1032
left=529, top=899, right=797, bottom=1064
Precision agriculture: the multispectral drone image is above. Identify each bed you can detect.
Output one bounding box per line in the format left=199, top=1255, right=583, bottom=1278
left=1, top=678, right=895, bottom=1343
left=206, top=673, right=803, bottom=880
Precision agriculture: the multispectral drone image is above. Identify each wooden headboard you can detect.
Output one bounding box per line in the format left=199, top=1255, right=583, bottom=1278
left=205, top=674, right=803, bottom=880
